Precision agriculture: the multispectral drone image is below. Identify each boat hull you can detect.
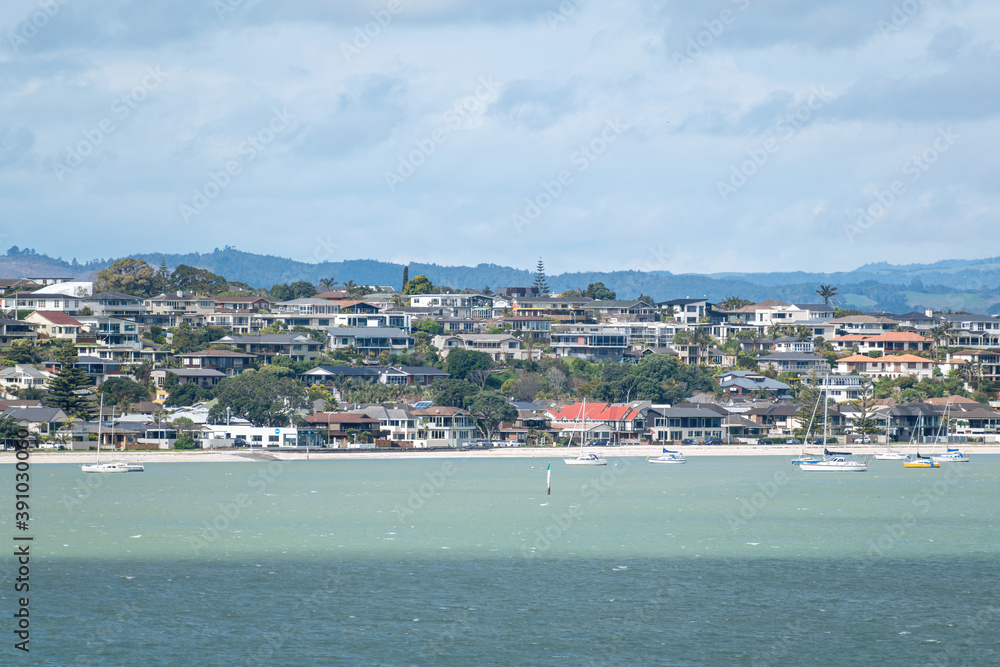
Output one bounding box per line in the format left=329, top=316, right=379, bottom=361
left=873, top=452, right=907, bottom=460
left=904, top=460, right=939, bottom=468
left=647, top=456, right=686, bottom=464
left=81, top=462, right=144, bottom=473
left=931, top=454, right=969, bottom=463
left=564, top=458, right=607, bottom=466
left=798, top=458, right=867, bottom=472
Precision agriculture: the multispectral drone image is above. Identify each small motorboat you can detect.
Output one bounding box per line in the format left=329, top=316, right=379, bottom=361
left=564, top=452, right=607, bottom=466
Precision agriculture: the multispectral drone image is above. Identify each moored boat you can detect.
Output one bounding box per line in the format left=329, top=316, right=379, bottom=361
left=648, top=449, right=686, bottom=464
left=798, top=456, right=868, bottom=473
left=903, top=458, right=939, bottom=468
left=931, top=448, right=969, bottom=463
left=565, top=452, right=607, bottom=466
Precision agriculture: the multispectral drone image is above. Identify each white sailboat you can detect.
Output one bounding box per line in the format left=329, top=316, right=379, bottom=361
left=82, top=397, right=144, bottom=473
left=929, top=401, right=970, bottom=462
left=564, top=399, right=606, bottom=466
left=647, top=447, right=686, bottom=464
left=799, top=380, right=867, bottom=473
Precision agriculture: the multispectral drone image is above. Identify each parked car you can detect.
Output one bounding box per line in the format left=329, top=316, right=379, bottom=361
left=681, top=438, right=696, bottom=445
left=587, top=438, right=610, bottom=447
left=234, top=438, right=249, bottom=448
left=785, top=438, right=801, bottom=445
left=808, top=437, right=823, bottom=445
left=703, top=437, right=723, bottom=446
left=853, top=436, right=872, bottom=444
left=758, top=438, right=774, bottom=445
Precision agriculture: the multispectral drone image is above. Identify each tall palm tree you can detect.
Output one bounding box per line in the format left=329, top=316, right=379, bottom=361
left=319, top=278, right=337, bottom=292
left=816, top=284, right=840, bottom=306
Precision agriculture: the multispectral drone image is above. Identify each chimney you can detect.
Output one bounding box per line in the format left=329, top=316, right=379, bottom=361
left=925, top=309, right=933, bottom=318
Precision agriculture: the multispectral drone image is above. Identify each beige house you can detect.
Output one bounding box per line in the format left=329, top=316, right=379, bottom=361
left=26, top=311, right=84, bottom=341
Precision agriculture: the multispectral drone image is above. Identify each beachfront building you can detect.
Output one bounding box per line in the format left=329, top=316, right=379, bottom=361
left=197, top=425, right=299, bottom=448
left=410, top=406, right=477, bottom=448
left=646, top=404, right=725, bottom=443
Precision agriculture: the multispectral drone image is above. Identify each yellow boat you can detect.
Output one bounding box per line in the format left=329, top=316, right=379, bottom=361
left=903, top=458, right=939, bottom=468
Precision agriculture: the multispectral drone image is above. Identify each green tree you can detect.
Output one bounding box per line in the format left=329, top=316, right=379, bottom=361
left=431, top=379, right=480, bottom=408
left=209, top=369, right=306, bottom=426
left=99, top=377, right=150, bottom=408
left=850, top=382, right=884, bottom=443
left=469, top=391, right=517, bottom=440
left=815, top=284, right=840, bottom=306
left=173, top=434, right=197, bottom=450
left=401, top=265, right=409, bottom=292
left=4, top=340, right=41, bottom=364
left=445, top=348, right=493, bottom=381
left=0, top=416, right=21, bottom=443
left=319, top=277, right=337, bottom=292
left=163, top=380, right=211, bottom=407
left=155, top=257, right=170, bottom=294
left=402, top=274, right=436, bottom=295
left=45, top=344, right=93, bottom=419
left=269, top=284, right=294, bottom=301
left=168, top=264, right=230, bottom=295
left=94, top=258, right=156, bottom=297
left=719, top=296, right=754, bottom=310
left=414, top=318, right=444, bottom=336
left=532, top=258, right=549, bottom=296
left=290, top=281, right=317, bottom=299
left=585, top=282, right=616, bottom=300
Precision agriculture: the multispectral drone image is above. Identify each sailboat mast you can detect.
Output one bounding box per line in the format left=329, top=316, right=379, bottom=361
left=97, top=394, right=104, bottom=464
left=823, top=374, right=829, bottom=445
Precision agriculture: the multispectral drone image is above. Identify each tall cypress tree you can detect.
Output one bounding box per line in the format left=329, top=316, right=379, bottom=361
left=401, top=264, right=409, bottom=292
left=46, top=343, right=94, bottom=419
left=532, top=258, right=549, bottom=296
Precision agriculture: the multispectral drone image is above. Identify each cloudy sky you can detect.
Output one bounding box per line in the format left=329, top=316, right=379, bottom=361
left=2, top=0, right=998, bottom=275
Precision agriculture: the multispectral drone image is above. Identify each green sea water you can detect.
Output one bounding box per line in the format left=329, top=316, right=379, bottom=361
left=3, top=455, right=999, bottom=665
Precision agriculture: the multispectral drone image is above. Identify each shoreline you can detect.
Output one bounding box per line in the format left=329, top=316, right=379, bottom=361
left=6, top=443, right=1000, bottom=464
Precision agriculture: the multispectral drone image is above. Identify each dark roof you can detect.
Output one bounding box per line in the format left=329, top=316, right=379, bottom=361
left=301, top=366, right=380, bottom=378
left=389, top=366, right=448, bottom=376
left=86, top=292, right=141, bottom=301
left=2, top=406, right=66, bottom=422
left=658, top=298, right=707, bottom=306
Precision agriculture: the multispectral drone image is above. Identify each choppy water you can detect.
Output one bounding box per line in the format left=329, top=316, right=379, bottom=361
left=3, top=455, right=998, bottom=665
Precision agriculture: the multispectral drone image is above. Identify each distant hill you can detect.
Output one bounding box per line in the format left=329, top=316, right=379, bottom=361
left=1, top=247, right=999, bottom=314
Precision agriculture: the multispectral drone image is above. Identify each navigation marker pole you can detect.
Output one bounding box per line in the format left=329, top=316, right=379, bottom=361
left=546, top=462, right=551, bottom=495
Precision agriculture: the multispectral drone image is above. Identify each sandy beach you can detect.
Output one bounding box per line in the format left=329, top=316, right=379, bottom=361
left=7, top=443, right=1000, bottom=464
